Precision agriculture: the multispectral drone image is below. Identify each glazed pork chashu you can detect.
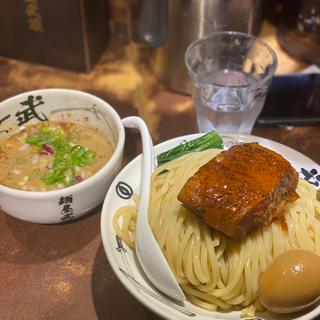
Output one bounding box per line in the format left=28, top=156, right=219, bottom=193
left=177, top=143, right=299, bottom=239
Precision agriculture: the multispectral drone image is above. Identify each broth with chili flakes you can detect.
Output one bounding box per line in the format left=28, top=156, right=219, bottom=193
left=0, top=121, right=114, bottom=191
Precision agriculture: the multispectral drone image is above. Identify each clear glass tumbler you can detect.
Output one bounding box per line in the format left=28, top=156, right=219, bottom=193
left=185, top=31, right=277, bottom=134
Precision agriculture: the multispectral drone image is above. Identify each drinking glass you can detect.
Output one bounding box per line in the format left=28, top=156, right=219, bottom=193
left=185, top=31, right=277, bottom=134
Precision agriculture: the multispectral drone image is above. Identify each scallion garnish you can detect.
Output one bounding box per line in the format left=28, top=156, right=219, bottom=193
left=26, top=125, right=96, bottom=186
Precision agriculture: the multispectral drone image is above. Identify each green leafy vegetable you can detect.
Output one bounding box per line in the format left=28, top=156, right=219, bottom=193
left=157, top=131, right=224, bottom=166
left=26, top=126, right=64, bottom=147
left=26, top=125, right=96, bottom=186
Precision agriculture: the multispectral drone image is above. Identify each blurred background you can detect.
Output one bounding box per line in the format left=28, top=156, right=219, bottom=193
left=0, top=0, right=319, bottom=141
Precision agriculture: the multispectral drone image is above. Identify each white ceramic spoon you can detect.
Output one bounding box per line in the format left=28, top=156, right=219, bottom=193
left=122, top=116, right=186, bottom=301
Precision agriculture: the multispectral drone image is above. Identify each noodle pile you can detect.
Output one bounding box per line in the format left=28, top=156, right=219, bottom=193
left=113, top=149, right=320, bottom=316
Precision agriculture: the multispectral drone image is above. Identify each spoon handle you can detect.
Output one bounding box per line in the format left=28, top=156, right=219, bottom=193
left=122, top=117, right=154, bottom=224
left=122, top=116, right=186, bottom=301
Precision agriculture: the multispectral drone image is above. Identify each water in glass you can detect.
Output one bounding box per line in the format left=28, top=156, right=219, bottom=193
left=194, top=69, right=267, bottom=134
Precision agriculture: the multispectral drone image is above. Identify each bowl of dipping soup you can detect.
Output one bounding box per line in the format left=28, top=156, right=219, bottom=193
left=0, top=88, right=125, bottom=223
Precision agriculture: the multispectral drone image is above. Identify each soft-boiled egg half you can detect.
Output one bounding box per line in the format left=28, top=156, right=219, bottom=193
left=258, top=250, right=320, bottom=314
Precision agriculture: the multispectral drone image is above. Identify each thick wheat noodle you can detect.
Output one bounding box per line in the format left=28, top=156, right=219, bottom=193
left=112, top=149, right=320, bottom=316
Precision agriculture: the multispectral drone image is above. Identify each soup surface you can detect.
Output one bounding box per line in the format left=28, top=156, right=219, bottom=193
left=0, top=121, right=114, bottom=191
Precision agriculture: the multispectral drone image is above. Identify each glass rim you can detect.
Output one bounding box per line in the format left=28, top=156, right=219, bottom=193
left=184, top=31, right=278, bottom=89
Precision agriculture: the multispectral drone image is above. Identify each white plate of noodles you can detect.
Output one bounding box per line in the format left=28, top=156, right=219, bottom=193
left=100, top=133, right=320, bottom=320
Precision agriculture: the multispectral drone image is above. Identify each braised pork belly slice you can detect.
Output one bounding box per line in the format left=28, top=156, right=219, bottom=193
left=177, top=143, right=299, bottom=239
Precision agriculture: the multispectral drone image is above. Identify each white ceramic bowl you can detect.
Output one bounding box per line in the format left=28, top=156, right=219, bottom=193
left=0, top=88, right=125, bottom=224
left=101, top=133, right=320, bottom=320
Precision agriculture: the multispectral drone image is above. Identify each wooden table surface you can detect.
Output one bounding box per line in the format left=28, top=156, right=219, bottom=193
left=0, top=11, right=319, bottom=320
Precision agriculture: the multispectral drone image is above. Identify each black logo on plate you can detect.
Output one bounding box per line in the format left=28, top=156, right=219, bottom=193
left=116, top=181, right=133, bottom=199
